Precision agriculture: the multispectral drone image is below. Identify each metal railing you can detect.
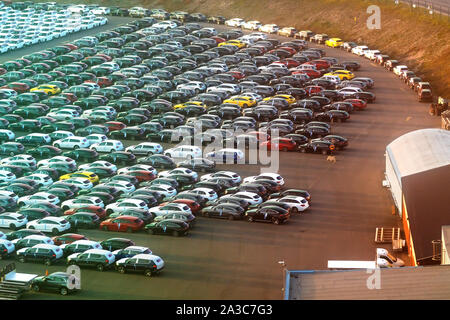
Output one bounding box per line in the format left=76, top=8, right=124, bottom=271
left=396, top=0, right=450, bottom=18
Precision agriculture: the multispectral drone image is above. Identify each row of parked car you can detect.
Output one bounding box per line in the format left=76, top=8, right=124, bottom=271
left=0, top=3, right=107, bottom=54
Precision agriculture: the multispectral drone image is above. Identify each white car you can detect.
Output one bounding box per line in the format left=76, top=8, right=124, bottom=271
left=338, top=87, right=363, bottom=98
left=112, top=245, right=152, bottom=257
left=153, top=21, right=177, bottom=30
left=0, top=129, right=15, bottom=140
left=365, top=49, right=381, bottom=60
left=190, top=188, right=218, bottom=201
left=225, top=18, right=245, bottom=27
left=60, top=239, right=102, bottom=251
left=115, top=253, right=164, bottom=276
left=243, top=173, right=285, bottom=186
left=49, top=130, right=74, bottom=141
left=0, top=238, right=15, bottom=256
left=145, top=184, right=177, bottom=198
left=259, top=24, right=279, bottom=33
left=205, top=148, right=245, bottom=163
left=68, top=4, right=88, bottom=13
left=0, top=191, right=18, bottom=203
left=0, top=154, right=35, bottom=166
left=47, top=109, right=79, bottom=121
left=27, top=216, right=71, bottom=235
left=86, top=134, right=108, bottom=145
left=0, top=170, right=16, bottom=183
left=37, top=156, right=76, bottom=168
left=102, top=181, right=135, bottom=194
left=105, top=199, right=148, bottom=215
left=242, top=20, right=262, bottom=30
left=247, top=32, right=268, bottom=41
left=90, top=7, right=110, bottom=15
left=321, top=75, right=341, bottom=85
left=125, top=142, right=163, bottom=156
left=158, top=168, right=198, bottom=180
left=90, top=140, right=124, bottom=153
left=207, top=83, right=241, bottom=95
left=223, top=192, right=262, bottom=205
left=26, top=174, right=53, bottom=187
left=149, top=203, right=192, bottom=217
left=62, top=177, right=94, bottom=190
left=201, top=171, right=241, bottom=184
left=18, top=192, right=60, bottom=206
left=351, top=45, right=369, bottom=56
left=273, top=196, right=309, bottom=213
left=164, top=145, right=202, bottom=159
left=53, top=136, right=90, bottom=149
left=393, top=65, right=409, bottom=76
left=61, top=196, right=104, bottom=210
left=0, top=212, right=28, bottom=230
left=78, top=161, right=117, bottom=173
left=376, top=248, right=405, bottom=268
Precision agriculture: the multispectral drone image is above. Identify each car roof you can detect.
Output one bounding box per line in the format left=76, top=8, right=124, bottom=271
left=84, top=248, right=111, bottom=254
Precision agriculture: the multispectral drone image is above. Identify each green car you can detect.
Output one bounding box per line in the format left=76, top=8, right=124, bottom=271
left=13, top=93, right=40, bottom=106
left=66, top=212, right=101, bottom=230
left=17, top=208, right=50, bottom=221
left=99, top=151, right=136, bottom=165
left=41, top=96, right=72, bottom=108
left=54, top=54, right=77, bottom=65
left=30, top=74, right=54, bottom=85
left=57, top=75, right=83, bottom=86
left=26, top=145, right=62, bottom=158
left=75, top=125, right=109, bottom=136
left=9, top=119, right=42, bottom=132
left=2, top=114, right=21, bottom=124
left=68, top=117, right=91, bottom=129
left=30, top=272, right=80, bottom=296
left=46, top=188, right=75, bottom=202
left=13, top=105, right=47, bottom=118
left=2, top=71, right=25, bottom=82
left=63, top=149, right=99, bottom=162
left=41, top=121, right=75, bottom=133
left=50, top=46, right=71, bottom=55
left=1, top=183, right=35, bottom=197
left=27, top=167, right=60, bottom=181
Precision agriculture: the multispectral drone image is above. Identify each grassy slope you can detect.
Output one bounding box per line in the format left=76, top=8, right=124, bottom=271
left=56, top=0, right=450, bottom=96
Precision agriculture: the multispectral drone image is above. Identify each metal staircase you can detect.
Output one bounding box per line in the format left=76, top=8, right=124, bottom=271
left=0, top=263, right=30, bottom=300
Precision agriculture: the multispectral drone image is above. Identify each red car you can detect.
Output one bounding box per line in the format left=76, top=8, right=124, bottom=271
left=252, top=45, right=268, bottom=54
left=278, top=46, right=297, bottom=55
left=292, top=69, right=321, bottom=79
left=160, top=199, right=201, bottom=214
left=97, top=76, right=113, bottom=87
left=2, top=82, right=30, bottom=93
left=60, top=92, right=78, bottom=102
left=95, top=53, right=112, bottom=62
left=305, top=85, right=324, bottom=96
left=0, top=68, right=6, bottom=75
left=279, top=59, right=300, bottom=68
left=126, top=170, right=156, bottom=182
left=100, top=216, right=144, bottom=232
left=52, top=233, right=88, bottom=246
left=308, top=60, right=331, bottom=70
left=211, top=36, right=226, bottom=44
left=228, top=70, right=246, bottom=80
left=62, top=43, right=78, bottom=50
left=64, top=206, right=107, bottom=219
left=105, top=121, right=127, bottom=131
left=344, top=98, right=367, bottom=110
left=260, top=138, right=296, bottom=151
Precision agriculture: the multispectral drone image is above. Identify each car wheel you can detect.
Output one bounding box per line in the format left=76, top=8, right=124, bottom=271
left=9, top=152, right=14, bottom=156
left=96, top=264, right=104, bottom=272
left=144, top=269, right=153, bottom=277
left=300, top=148, right=306, bottom=153
left=110, top=149, right=115, bottom=152
left=44, top=258, right=52, bottom=266
left=32, top=284, right=40, bottom=292
left=91, top=148, right=96, bottom=152
left=60, top=287, right=68, bottom=296
left=165, top=153, right=171, bottom=158
left=102, top=226, right=109, bottom=231
left=172, top=231, right=179, bottom=237
left=272, top=218, right=280, bottom=225
left=146, top=229, right=154, bottom=235
left=282, top=147, right=288, bottom=152
left=74, top=145, right=79, bottom=149
left=18, top=256, right=26, bottom=263
left=291, top=207, right=298, bottom=214
left=52, top=228, right=59, bottom=235
left=55, top=144, right=60, bottom=148
left=117, top=266, right=125, bottom=274
left=147, top=151, right=153, bottom=156
left=9, top=223, right=16, bottom=230
left=247, top=216, right=254, bottom=222
left=126, top=227, right=133, bottom=233
left=28, top=225, right=34, bottom=229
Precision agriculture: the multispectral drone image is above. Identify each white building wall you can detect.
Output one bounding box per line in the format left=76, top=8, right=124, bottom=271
left=385, top=153, right=403, bottom=217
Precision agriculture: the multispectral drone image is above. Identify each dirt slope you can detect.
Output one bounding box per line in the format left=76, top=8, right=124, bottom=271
left=59, top=0, right=450, bottom=97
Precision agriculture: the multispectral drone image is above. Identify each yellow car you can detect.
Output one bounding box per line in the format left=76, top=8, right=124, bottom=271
left=30, top=84, right=61, bottom=95
left=218, top=40, right=246, bottom=49
left=174, top=101, right=207, bottom=110
left=223, top=96, right=257, bottom=108
left=324, top=70, right=355, bottom=80
left=264, top=94, right=296, bottom=104
left=59, top=171, right=99, bottom=184
left=325, top=38, right=343, bottom=48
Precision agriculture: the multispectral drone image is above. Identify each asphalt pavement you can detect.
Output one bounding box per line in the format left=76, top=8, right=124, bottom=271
left=0, top=18, right=442, bottom=300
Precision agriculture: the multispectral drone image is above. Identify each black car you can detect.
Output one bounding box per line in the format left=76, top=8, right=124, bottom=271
left=14, top=208, right=50, bottom=221
left=65, top=213, right=100, bottom=230
left=63, top=149, right=99, bottom=162
left=145, top=219, right=189, bottom=237
left=30, top=272, right=80, bottom=296
left=269, top=189, right=311, bottom=202
left=115, top=254, right=164, bottom=277
left=100, top=238, right=135, bottom=251
left=2, top=183, right=34, bottom=197
left=0, top=142, right=25, bottom=156
left=245, top=206, right=290, bottom=224
left=320, top=135, right=348, bottom=150
left=177, top=158, right=215, bottom=172
left=314, top=110, right=350, bottom=122
left=295, top=126, right=330, bottom=138
left=6, top=228, right=45, bottom=241
left=298, top=140, right=335, bottom=154
left=201, top=203, right=245, bottom=220
left=137, top=154, right=176, bottom=169
left=16, top=245, right=63, bottom=265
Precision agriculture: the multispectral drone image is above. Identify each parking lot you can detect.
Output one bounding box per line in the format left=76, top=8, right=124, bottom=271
left=0, top=13, right=442, bottom=300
